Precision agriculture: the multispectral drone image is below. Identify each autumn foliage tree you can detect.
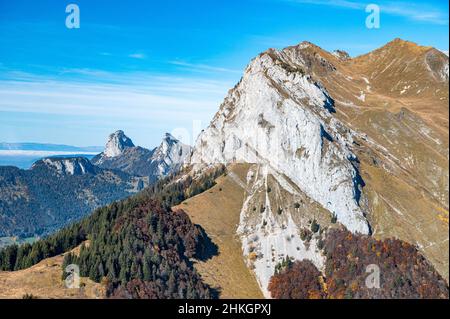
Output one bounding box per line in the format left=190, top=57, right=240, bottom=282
left=0, top=165, right=226, bottom=299
left=268, top=229, right=449, bottom=299
left=268, top=260, right=324, bottom=299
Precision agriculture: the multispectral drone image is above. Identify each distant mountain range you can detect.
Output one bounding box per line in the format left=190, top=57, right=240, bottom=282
left=0, top=142, right=103, bottom=152
left=0, top=143, right=103, bottom=169
left=0, top=131, right=191, bottom=238
left=0, top=158, right=147, bottom=238
left=92, top=131, right=191, bottom=182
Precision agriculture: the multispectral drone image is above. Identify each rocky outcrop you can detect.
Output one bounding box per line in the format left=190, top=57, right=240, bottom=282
left=93, top=131, right=192, bottom=181
left=188, top=38, right=449, bottom=294
left=103, top=130, right=135, bottom=158
left=32, top=157, right=97, bottom=176
left=151, top=133, right=192, bottom=178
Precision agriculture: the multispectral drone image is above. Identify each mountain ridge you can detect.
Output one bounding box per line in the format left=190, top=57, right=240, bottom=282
left=187, top=38, right=449, bottom=294
left=0, top=131, right=190, bottom=238
left=31, top=157, right=98, bottom=176
left=92, top=131, right=192, bottom=181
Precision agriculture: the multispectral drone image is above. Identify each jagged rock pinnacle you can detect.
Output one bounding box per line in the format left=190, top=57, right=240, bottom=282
left=104, top=130, right=135, bottom=158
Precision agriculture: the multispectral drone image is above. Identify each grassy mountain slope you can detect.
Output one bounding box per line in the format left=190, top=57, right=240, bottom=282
left=0, top=243, right=104, bottom=299
left=0, top=166, right=225, bottom=299
left=173, top=164, right=263, bottom=298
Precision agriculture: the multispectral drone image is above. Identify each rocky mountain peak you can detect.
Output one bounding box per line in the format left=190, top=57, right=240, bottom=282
left=32, top=157, right=96, bottom=176
left=92, top=131, right=192, bottom=180
left=160, top=132, right=178, bottom=151
left=153, top=133, right=192, bottom=176
left=331, top=49, right=351, bottom=61
left=191, top=40, right=369, bottom=232
left=189, top=38, right=449, bottom=293
left=386, top=37, right=421, bottom=49
left=294, top=40, right=321, bottom=50
left=104, top=130, right=135, bottom=158
left=190, top=39, right=373, bottom=295
left=348, top=38, right=449, bottom=99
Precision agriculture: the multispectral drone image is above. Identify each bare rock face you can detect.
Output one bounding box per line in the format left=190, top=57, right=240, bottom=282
left=188, top=38, right=449, bottom=295
left=152, top=133, right=193, bottom=178
left=190, top=47, right=370, bottom=235
left=103, top=130, right=135, bottom=158
left=189, top=45, right=370, bottom=295
left=32, top=157, right=97, bottom=176
left=93, top=131, right=191, bottom=181
left=332, top=50, right=351, bottom=61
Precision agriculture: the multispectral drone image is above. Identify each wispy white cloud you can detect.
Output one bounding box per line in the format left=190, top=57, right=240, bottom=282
left=285, top=0, right=449, bottom=25
left=0, top=69, right=237, bottom=146
left=128, top=53, right=147, bottom=59
left=381, top=2, right=448, bottom=25
left=169, top=60, right=242, bottom=74
left=0, top=71, right=232, bottom=120
left=289, top=0, right=361, bottom=9
left=0, top=150, right=99, bottom=157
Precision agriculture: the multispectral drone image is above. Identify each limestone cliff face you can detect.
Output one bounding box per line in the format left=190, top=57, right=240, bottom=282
left=190, top=47, right=370, bottom=235
left=103, top=130, right=135, bottom=158
left=32, top=157, right=96, bottom=176
left=151, top=133, right=193, bottom=178
left=188, top=39, right=449, bottom=294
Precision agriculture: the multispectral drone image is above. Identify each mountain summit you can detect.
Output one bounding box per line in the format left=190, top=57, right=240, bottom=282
left=188, top=38, right=449, bottom=295
left=152, top=133, right=192, bottom=177
left=92, top=131, right=191, bottom=181
left=104, top=130, right=135, bottom=158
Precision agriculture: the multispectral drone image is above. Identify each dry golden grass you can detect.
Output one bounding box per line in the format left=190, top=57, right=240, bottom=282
left=173, top=164, right=263, bottom=299
left=336, top=95, right=449, bottom=283
left=360, top=162, right=449, bottom=282
left=314, top=40, right=449, bottom=283
left=0, top=243, right=104, bottom=299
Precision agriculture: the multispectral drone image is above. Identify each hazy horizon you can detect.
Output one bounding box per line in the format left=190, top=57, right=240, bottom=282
left=1, top=0, right=448, bottom=148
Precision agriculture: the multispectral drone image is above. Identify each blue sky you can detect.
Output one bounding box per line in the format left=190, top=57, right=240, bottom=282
left=0, top=0, right=448, bottom=148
